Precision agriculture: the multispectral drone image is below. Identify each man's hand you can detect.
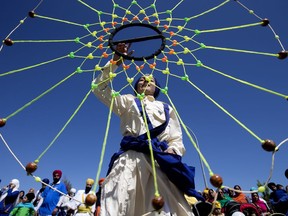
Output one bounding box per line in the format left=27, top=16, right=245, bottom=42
left=113, top=43, right=134, bottom=65
left=164, top=148, right=177, bottom=155
left=52, top=207, right=59, bottom=216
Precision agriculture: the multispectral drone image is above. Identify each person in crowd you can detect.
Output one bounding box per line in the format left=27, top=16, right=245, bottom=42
left=95, top=178, right=104, bottom=216
left=16, top=191, right=25, bottom=205
left=211, top=201, right=224, bottom=216
left=38, top=170, right=67, bottom=216
left=202, top=189, right=209, bottom=202
left=267, top=182, right=288, bottom=215
left=233, top=185, right=248, bottom=204
left=33, top=178, right=50, bottom=214
left=217, top=188, right=232, bottom=208
left=0, top=179, right=20, bottom=216
left=208, top=189, right=216, bottom=203
left=27, top=189, right=35, bottom=195
left=276, top=184, right=284, bottom=190
left=250, top=192, right=270, bottom=215
left=228, top=188, right=235, bottom=199
left=69, top=178, right=96, bottom=216
left=9, top=193, right=35, bottom=216
left=92, top=43, right=203, bottom=215
left=57, top=188, right=76, bottom=216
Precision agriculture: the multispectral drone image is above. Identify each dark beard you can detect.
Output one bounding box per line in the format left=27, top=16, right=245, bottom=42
left=85, top=187, right=91, bottom=194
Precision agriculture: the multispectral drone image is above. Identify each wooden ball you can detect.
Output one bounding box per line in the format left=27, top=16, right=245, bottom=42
left=261, top=18, right=270, bottom=26
left=0, top=118, right=6, bottom=127
left=285, top=169, right=288, bottom=179
left=28, top=11, right=36, bottom=18
left=25, top=162, right=38, bottom=174
left=4, top=39, right=13, bottom=46
left=152, top=196, right=164, bottom=211
left=85, top=194, right=97, bottom=206
left=261, top=139, right=276, bottom=152
left=210, top=174, right=223, bottom=188
left=277, top=51, right=288, bottom=60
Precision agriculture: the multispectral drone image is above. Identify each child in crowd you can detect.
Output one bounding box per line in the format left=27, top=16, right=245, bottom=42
left=9, top=193, right=35, bottom=216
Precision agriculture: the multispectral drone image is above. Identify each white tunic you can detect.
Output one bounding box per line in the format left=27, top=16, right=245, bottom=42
left=93, top=62, right=194, bottom=216
left=68, top=190, right=96, bottom=216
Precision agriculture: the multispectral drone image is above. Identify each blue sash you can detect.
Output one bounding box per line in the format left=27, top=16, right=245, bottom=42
left=106, top=98, right=204, bottom=201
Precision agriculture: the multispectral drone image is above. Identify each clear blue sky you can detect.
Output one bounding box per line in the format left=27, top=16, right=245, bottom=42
left=0, top=0, right=288, bottom=196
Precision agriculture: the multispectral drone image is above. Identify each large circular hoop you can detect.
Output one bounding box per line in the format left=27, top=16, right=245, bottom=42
left=108, top=23, right=166, bottom=61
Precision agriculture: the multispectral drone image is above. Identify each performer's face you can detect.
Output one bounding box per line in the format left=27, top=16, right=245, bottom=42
left=136, top=76, right=156, bottom=96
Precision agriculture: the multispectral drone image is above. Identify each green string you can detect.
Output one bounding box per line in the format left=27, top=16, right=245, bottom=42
left=35, top=15, right=84, bottom=27
left=139, top=98, right=160, bottom=197
left=184, top=78, right=263, bottom=143
left=165, top=94, right=214, bottom=176
left=6, top=72, right=77, bottom=120
left=202, top=64, right=288, bottom=99
left=0, top=55, right=67, bottom=77
left=206, top=45, right=278, bottom=57
left=93, top=95, right=115, bottom=192
left=36, top=89, right=92, bottom=161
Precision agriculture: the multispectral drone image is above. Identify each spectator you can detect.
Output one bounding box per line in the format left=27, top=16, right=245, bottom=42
left=211, top=201, right=224, bottom=216
left=58, top=188, right=76, bottom=216
left=9, top=193, right=35, bottom=216
left=69, top=178, right=96, bottom=216
left=202, top=189, right=209, bottom=202
left=16, top=191, right=25, bottom=205
left=95, top=178, right=104, bottom=216
left=276, top=184, right=284, bottom=190
left=250, top=192, right=270, bottom=215
left=233, top=185, right=248, bottom=204
left=0, top=179, right=20, bottom=216
left=38, top=170, right=67, bottom=216
left=217, top=188, right=232, bottom=208
left=33, top=178, right=50, bottom=214
left=267, top=182, right=288, bottom=214
left=208, top=189, right=216, bottom=203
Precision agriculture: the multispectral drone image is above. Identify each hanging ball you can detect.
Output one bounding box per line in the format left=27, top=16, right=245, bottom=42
left=28, top=11, right=36, bottom=18
left=277, top=51, right=288, bottom=60
left=261, top=139, right=276, bottom=152
left=25, top=162, right=38, bottom=174
left=285, top=169, right=288, bottom=179
left=85, top=194, right=97, bottom=206
left=261, top=18, right=270, bottom=26
left=35, top=176, right=41, bottom=182
left=258, top=186, right=265, bottom=193
left=152, top=195, right=164, bottom=211
left=3, top=38, right=14, bottom=46
left=210, top=174, right=223, bottom=188
left=0, top=118, right=7, bottom=127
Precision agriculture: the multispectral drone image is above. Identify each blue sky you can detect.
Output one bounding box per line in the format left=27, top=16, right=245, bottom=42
left=0, top=0, right=288, bottom=196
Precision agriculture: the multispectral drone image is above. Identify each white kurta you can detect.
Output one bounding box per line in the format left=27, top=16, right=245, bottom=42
left=68, top=190, right=96, bottom=216
left=93, top=62, right=194, bottom=216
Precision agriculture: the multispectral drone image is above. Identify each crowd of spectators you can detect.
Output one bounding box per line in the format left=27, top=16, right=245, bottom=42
left=1, top=173, right=287, bottom=216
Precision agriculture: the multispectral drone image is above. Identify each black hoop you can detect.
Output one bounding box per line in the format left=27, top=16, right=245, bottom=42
left=108, top=23, right=166, bottom=61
